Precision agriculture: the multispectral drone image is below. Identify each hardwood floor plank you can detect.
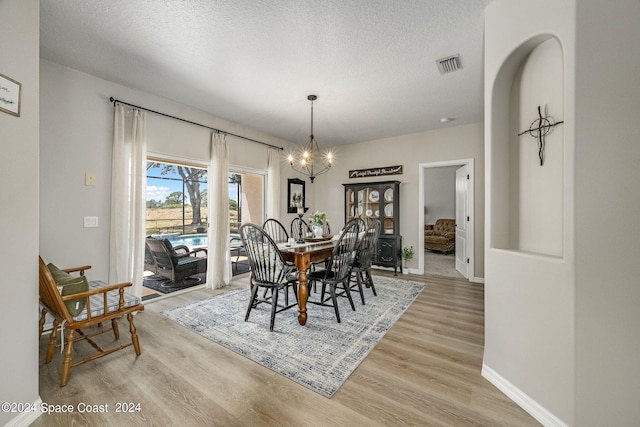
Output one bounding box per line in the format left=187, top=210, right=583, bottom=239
left=33, top=272, right=540, bottom=426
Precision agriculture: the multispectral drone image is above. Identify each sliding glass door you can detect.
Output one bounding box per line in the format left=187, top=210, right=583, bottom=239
left=145, top=160, right=265, bottom=238
left=228, top=169, right=265, bottom=235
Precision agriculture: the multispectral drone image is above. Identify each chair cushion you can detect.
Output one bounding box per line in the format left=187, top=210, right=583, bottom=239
left=47, top=263, right=90, bottom=316
left=47, top=263, right=71, bottom=285
left=60, top=275, right=89, bottom=316
left=71, top=280, right=142, bottom=322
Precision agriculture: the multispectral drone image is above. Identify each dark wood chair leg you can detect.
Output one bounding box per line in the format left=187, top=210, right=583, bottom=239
left=329, top=285, right=341, bottom=323
left=366, top=270, right=377, bottom=296
left=355, top=272, right=366, bottom=305
left=269, top=288, right=279, bottom=332
left=343, top=280, right=356, bottom=311
left=245, top=285, right=260, bottom=322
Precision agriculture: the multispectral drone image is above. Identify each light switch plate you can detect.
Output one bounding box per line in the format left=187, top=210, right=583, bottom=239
left=85, top=172, right=97, bottom=186
left=84, top=216, right=98, bottom=228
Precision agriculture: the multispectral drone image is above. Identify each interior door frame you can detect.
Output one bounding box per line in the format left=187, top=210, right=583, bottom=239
left=417, top=159, right=475, bottom=280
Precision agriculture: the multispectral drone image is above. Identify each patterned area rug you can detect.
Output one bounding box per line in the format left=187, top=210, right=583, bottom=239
left=162, top=276, right=425, bottom=397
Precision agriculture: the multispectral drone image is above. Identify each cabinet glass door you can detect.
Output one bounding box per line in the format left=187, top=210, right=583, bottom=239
left=382, top=184, right=395, bottom=234
left=345, top=188, right=355, bottom=222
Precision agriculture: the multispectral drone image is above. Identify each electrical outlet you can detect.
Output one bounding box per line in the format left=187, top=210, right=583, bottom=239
left=85, top=172, right=97, bottom=186
left=84, top=216, right=98, bottom=228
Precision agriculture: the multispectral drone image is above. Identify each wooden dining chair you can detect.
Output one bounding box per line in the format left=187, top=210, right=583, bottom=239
left=262, top=218, right=296, bottom=301
left=348, top=219, right=381, bottom=304
left=306, top=219, right=360, bottom=322
left=38, top=256, right=144, bottom=386
left=263, top=218, right=290, bottom=243
left=240, top=223, right=298, bottom=331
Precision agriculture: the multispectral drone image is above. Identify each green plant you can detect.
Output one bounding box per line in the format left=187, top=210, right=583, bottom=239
left=402, top=246, right=414, bottom=261
left=309, top=210, right=327, bottom=226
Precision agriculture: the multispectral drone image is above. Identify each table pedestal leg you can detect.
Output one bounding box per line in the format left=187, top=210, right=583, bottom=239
left=297, top=270, right=308, bottom=325
left=295, top=254, right=310, bottom=325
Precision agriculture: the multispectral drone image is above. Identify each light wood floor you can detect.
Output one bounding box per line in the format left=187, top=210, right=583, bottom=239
left=35, top=271, right=540, bottom=426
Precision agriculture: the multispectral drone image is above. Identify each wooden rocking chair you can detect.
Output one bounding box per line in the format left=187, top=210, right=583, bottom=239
left=38, top=256, right=144, bottom=386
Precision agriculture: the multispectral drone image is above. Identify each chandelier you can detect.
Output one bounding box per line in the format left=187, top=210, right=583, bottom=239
left=288, top=95, right=333, bottom=183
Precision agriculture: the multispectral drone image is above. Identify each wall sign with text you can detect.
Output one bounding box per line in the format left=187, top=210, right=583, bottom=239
left=0, top=73, right=21, bottom=117
left=349, top=165, right=403, bottom=179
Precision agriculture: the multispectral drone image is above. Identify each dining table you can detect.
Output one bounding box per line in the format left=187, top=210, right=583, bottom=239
left=278, top=239, right=336, bottom=326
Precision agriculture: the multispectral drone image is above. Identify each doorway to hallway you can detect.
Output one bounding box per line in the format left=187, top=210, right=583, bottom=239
left=418, top=159, right=475, bottom=280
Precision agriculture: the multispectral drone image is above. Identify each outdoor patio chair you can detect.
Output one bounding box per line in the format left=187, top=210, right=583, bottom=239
left=38, top=256, right=144, bottom=386
left=145, top=237, right=207, bottom=284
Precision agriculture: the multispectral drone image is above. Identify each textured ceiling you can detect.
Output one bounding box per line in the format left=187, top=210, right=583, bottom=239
left=40, top=0, right=492, bottom=146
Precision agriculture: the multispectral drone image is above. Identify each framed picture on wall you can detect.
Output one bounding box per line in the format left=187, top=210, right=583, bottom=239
left=287, top=178, right=306, bottom=213
left=0, top=73, right=21, bottom=117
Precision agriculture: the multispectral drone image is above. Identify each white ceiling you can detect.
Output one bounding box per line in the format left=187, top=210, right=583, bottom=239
left=40, top=0, right=492, bottom=146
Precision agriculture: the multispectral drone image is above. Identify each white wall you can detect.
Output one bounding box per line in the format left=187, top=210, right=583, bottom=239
left=306, top=123, right=485, bottom=278
left=0, top=1, right=40, bottom=426
left=40, top=60, right=297, bottom=282
left=484, top=0, right=575, bottom=425
left=487, top=1, right=640, bottom=425
left=573, top=1, right=640, bottom=425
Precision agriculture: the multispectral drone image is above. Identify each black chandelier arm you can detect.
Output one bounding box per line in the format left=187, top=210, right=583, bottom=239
left=289, top=160, right=331, bottom=178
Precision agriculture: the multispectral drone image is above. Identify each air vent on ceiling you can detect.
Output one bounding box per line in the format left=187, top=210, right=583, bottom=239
left=436, top=54, right=461, bottom=74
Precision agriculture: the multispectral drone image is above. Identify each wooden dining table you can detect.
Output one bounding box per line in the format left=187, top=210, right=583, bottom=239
left=278, top=240, right=335, bottom=325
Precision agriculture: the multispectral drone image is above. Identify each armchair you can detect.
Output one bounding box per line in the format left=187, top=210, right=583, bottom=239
left=38, top=257, right=143, bottom=386
left=424, top=218, right=456, bottom=254
left=145, top=238, right=207, bottom=284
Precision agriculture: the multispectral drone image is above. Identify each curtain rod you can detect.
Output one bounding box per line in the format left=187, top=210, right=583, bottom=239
left=108, top=97, right=283, bottom=151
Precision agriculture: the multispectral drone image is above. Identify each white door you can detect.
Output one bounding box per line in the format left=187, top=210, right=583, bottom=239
left=455, top=165, right=469, bottom=278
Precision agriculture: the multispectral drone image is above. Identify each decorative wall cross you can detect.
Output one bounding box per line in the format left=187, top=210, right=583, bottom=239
left=518, top=105, right=564, bottom=166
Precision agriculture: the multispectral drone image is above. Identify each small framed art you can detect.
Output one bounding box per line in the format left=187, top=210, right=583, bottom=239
left=0, top=73, right=21, bottom=117
left=287, top=178, right=306, bottom=213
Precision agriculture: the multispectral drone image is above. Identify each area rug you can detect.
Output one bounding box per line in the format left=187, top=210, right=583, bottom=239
left=162, top=276, right=425, bottom=397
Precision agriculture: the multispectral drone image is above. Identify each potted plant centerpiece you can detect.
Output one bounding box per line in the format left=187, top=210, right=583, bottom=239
left=309, top=210, right=327, bottom=238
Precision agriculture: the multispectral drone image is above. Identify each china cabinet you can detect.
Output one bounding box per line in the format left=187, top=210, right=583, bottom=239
left=343, top=180, right=402, bottom=274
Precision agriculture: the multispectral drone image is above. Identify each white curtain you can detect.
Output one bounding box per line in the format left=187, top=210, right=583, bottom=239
left=206, top=132, right=231, bottom=288
left=109, top=105, right=147, bottom=297
left=267, top=147, right=281, bottom=220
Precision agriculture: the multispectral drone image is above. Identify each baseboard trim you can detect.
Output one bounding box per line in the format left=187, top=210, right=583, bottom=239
left=470, top=276, right=485, bottom=283
left=4, top=397, right=42, bottom=427
left=481, top=364, right=568, bottom=427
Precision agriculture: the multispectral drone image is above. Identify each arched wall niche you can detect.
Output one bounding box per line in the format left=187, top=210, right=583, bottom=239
left=489, top=34, right=565, bottom=258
